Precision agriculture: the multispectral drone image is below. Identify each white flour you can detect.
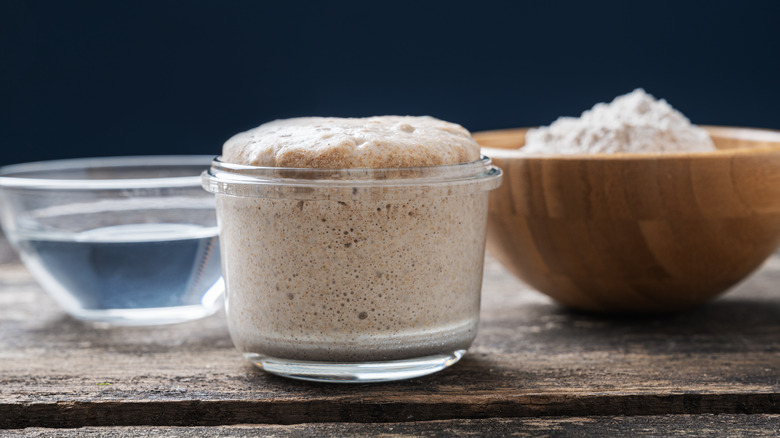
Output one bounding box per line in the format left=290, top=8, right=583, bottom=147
left=521, top=89, right=716, bottom=154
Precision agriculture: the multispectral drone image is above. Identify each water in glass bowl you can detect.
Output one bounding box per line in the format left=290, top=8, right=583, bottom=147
left=13, top=219, right=223, bottom=325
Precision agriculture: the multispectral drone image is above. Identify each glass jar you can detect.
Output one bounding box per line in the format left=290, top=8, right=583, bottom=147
left=203, top=156, right=501, bottom=382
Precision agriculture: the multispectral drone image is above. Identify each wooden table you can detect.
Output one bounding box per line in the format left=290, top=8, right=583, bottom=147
left=1, top=234, right=779, bottom=436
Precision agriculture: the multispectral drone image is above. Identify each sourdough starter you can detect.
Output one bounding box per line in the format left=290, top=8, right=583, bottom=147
left=219, top=192, right=489, bottom=361
left=208, top=116, right=500, bottom=363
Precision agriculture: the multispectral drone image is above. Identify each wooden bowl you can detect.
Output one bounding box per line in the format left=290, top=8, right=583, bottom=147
left=475, top=126, right=780, bottom=312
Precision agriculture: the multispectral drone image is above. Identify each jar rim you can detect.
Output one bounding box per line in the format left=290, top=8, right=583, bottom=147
left=202, top=155, right=502, bottom=200
left=208, top=155, right=493, bottom=178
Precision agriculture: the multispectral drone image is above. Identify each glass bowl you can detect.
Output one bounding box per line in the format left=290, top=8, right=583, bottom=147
left=0, top=156, right=223, bottom=325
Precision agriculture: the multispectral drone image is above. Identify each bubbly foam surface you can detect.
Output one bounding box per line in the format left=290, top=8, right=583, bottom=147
left=222, top=116, right=481, bottom=168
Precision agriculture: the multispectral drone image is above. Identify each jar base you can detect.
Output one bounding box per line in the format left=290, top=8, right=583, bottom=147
left=245, top=349, right=466, bottom=383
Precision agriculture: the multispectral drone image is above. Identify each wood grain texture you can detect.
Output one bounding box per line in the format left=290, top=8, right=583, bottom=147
left=2, top=247, right=780, bottom=428
left=6, top=415, right=780, bottom=437
left=476, top=126, right=780, bottom=312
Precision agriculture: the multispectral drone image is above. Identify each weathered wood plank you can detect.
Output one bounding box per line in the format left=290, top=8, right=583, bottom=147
left=2, top=249, right=780, bottom=427
left=6, top=415, right=780, bottom=437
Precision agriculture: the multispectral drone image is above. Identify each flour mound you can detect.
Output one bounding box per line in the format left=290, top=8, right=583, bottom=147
left=522, top=89, right=716, bottom=155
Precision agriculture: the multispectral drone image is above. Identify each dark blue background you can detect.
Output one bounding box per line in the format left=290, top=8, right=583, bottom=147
left=1, top=1, right=779, bottom=165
